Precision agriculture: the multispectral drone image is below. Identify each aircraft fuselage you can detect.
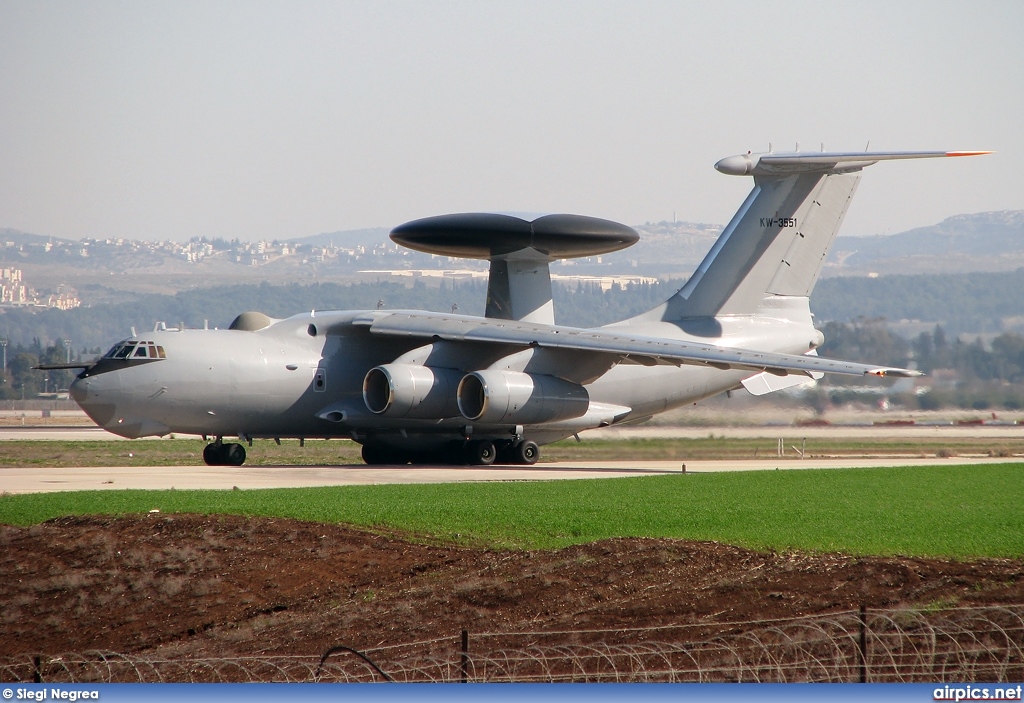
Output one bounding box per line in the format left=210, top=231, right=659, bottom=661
left=70, top=305, right=818, bottom=451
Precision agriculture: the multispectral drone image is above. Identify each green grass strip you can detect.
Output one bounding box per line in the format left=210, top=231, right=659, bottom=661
left=2, top=464, right=1023, bottom=558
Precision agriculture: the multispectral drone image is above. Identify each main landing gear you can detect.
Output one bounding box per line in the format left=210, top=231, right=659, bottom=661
left=360, top=439, right=539, bottom=466
left=463, top=438, right=539, bottom=466
left=465, top=439, right=497, bottom=466
left=203, top=439, right=246, bottom=466
left=513, top=440, right=539, bottom=465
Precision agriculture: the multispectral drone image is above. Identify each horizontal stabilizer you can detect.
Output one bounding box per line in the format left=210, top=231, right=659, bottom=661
left=715, top=150, right=991, bottom=177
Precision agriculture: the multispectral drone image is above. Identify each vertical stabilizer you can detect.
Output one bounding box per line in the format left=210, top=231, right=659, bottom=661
left=662, top=172, right=850, bottom=318
left=763, top=172, right=859, bottom=297
left=657, top=149, right=990, bottom=321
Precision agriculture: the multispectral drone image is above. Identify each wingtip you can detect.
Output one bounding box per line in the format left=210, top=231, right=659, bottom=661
left=945, top=151, right=993, bottom=157
left=866, top=368, right=925, bottom=378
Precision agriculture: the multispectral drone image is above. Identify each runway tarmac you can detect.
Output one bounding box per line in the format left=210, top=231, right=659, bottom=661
left=0, top=463, right=679, bottom=494
left=2, top=424, right=1021, bottom=495
left=2, top=455, right=1020, bottom=494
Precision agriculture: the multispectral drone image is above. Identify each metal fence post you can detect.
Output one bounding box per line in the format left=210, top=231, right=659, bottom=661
left=461, top=629, right=469, bottom=683
left=859, top=605, right=868, bottom=683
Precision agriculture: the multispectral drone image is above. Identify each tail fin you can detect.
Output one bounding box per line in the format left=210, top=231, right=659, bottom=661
left=659, top=150, right=991, bottom=320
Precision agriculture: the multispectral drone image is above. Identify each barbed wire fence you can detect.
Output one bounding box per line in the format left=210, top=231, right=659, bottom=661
left=3, top=604, right=1022, bottom=683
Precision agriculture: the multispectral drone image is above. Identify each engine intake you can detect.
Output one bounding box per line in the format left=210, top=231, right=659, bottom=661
left=457, top=370, right=589, bottom=425
left=362, top=364, right=462, bottom=418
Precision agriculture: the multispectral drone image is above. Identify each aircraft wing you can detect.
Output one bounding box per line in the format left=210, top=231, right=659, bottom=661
left=347, top=311, right=920, bottom=379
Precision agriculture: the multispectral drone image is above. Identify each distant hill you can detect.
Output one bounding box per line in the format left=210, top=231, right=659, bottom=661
left=0, top=228, right=72, bottom=246
left=537, top=210, right=1024, bottom=279
left=3, top=210, right=1023, bottom=296
left=825, top=211, right=1024, bottom=276
left=621, top=211, right=1024, bottom=278
left=290, top=227, right=390, bottom=249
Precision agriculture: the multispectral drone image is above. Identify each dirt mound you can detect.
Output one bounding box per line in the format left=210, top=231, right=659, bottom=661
left=2, top=514, right=1022, bottom=659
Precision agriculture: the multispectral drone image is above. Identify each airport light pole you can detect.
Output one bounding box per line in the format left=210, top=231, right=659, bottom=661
left=1, top=339, right=6, bottom=372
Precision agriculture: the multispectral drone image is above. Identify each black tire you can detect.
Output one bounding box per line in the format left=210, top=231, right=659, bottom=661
left=362, top=444, right=389, bottom=465
left=225, top=443, right=246, bottom=466
left=495, top=443, right=515, bottom=465
left=202, top=443, right=221, bottom=466
left=442, top=441, right=468, bottom=466
left=514, top=440, right=539, bottom=465
left=466, top=440, right=496, bottom=466
left=386, top=449, right=411, bottom=465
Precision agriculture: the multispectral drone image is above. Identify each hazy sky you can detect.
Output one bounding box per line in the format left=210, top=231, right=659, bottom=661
left=1, top=1, right=1021, bottom=243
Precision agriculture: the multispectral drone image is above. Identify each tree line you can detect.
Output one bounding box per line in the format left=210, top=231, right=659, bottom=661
left=811, top=269, right=1024, bottom=335
left=817, top=320, right=1024, bottom=410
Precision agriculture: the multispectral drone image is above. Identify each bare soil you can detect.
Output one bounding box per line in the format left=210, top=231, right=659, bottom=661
left=2, top=514, right=1023, bottom=660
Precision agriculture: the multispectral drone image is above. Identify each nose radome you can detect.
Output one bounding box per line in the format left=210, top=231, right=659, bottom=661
left=69, top=377, right=88, bottom=403
left=69, top=377, right=118, bottom=427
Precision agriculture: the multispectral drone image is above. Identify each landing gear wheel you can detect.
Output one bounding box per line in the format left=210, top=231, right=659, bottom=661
left=513, top=440, right=539, bottom=465
left=202, top=443, right=220, bottom=466
left=362, top=445, right=389, bottom=465
left=204, top=442, right=246, bottom=466
left=225, top=443, right=246, bottom=466
left=442, top=442, right=468, bottom=466
left=409, top=451, right=442, bottom=465
left=465, top=440, right=496, bottom=466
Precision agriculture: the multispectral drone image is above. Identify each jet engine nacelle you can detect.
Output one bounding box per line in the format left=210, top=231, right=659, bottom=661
left=457, top=369, right=589, bottom=425
left=362, top=364, right=462, bottom=418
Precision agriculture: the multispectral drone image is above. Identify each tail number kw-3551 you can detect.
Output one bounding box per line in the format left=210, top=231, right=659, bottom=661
left=759, top=217, right=796, bottom=228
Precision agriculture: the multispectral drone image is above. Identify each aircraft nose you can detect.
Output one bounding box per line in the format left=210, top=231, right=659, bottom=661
left=69, top=375, right=119, bottom=427
left=69, top=376, right=87, bottom=403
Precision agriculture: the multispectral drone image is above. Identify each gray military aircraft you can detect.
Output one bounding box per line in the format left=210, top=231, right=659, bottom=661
left=45, top=148, right=989, bottom=466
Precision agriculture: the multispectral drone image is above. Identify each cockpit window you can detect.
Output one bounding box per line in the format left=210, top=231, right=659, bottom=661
left=103, top=341, right=166, bottom=360
left=108, top=343, right=133, bottom=359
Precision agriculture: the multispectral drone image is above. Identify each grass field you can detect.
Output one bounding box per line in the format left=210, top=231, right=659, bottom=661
left=2, top=464, right=1022, bottom=558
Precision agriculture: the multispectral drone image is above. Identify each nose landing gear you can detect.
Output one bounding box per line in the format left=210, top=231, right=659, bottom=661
left=203, top=439, right=246, bottom=466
